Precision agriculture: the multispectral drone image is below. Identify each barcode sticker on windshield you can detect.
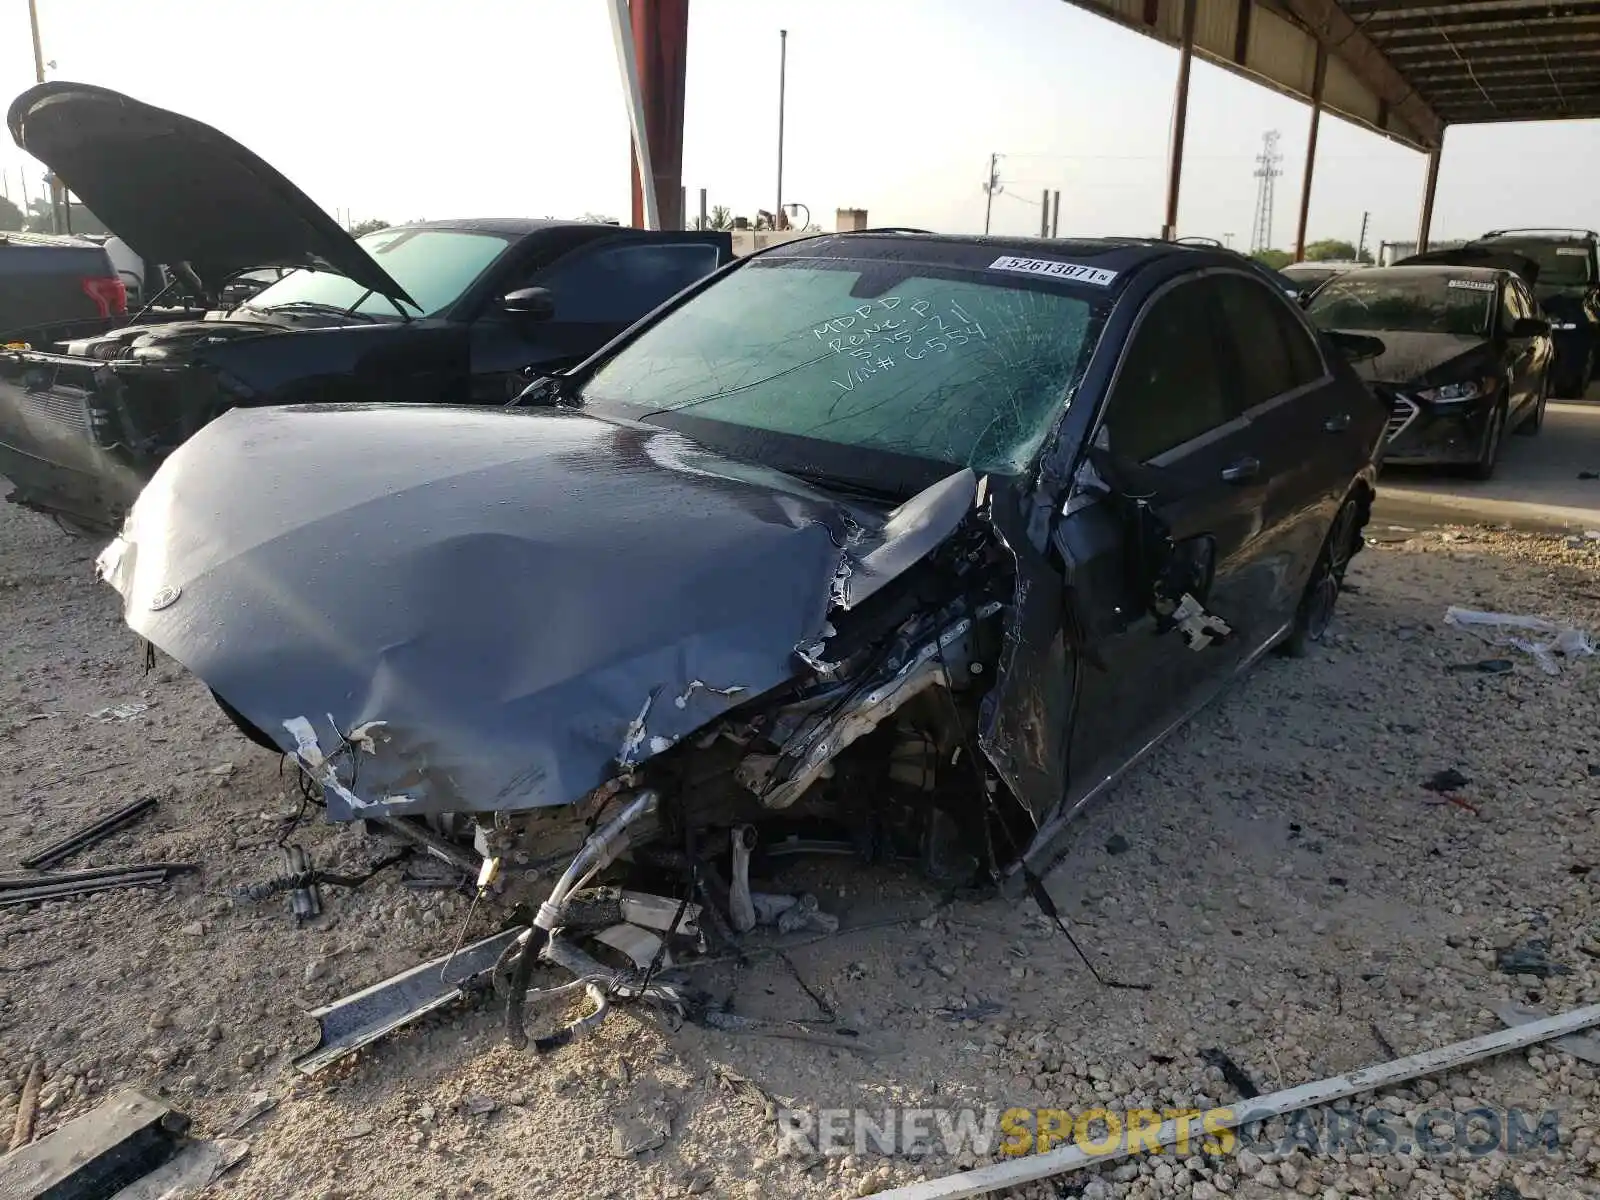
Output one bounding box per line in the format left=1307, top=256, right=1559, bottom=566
left=1557, top=247, right=1587, bottom=256
left=989, top=255, right=1118, bottom=287
left=1447, top=279, right=1496, bottom=292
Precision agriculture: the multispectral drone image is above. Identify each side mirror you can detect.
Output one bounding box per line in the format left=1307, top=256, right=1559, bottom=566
left=1510, top=316, right=1550, bottom=338
left=501, top=286, right=556, bottom=321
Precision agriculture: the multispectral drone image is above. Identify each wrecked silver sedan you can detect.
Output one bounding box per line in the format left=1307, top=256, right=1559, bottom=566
left=97, top=234, right=1386, bottom=1055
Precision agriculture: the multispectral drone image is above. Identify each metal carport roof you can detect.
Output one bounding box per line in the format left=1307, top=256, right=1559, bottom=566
left=1055, top=0, right=1598, bottom=253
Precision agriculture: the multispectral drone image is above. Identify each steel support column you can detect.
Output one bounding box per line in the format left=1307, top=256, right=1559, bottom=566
left=1416, top=132, right=1444, bottom=253
left=1292, top=46, right=1327, bottom=262
left=626, top=0, right=689, bottom=231
left=1162, top=0, right=1198, bottom=241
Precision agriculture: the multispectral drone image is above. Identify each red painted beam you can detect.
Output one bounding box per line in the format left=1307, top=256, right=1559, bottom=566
left=629, top=0, right=690, bottom=230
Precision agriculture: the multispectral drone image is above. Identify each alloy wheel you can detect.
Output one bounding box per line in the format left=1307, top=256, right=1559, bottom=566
left=1304, top=500, right=1360, bottom=643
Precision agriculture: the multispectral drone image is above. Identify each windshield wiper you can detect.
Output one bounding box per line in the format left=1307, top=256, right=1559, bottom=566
left=260, top=301, right=380, bottom=323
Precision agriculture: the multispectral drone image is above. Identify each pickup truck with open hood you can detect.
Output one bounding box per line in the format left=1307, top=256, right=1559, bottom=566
left=0, top=82, right=732, bottom=535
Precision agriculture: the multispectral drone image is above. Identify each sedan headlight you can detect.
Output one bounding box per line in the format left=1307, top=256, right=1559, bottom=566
left=1417, top=379, right=1492, bottom=406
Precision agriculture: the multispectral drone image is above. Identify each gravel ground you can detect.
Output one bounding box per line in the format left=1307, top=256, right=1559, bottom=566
left=3, top=498, right=1600, bottom=1200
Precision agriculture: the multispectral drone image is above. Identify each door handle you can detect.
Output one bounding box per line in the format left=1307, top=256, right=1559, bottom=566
left=1323, top=412, right=1352, bottom=433
left=1220, top=457, right=1260, bottom=484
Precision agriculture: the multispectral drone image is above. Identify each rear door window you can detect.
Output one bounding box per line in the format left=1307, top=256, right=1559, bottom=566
left=1103, top=277, right=1231, bottom=463
left=1214, top=273, right=1324, bottom=408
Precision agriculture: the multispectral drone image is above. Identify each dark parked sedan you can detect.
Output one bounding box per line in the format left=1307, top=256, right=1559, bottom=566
left=0, top=81, right=732, bottom=534
left=97, top=234, right=1385, bottom=1035
left=1305, top=264, right=1553, bottom=479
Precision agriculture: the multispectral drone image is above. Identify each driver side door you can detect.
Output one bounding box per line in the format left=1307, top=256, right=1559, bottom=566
left=1056, top=273, right=1270, bottom=800
left=468, top=234, right=729, bottom=402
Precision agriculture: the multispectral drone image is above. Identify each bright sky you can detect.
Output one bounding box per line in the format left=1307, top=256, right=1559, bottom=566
left=1, top=0, right=1594, bottom=251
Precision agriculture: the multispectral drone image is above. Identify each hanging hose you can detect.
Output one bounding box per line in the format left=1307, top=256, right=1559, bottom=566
left=503, top=927, right=551, bottom=1050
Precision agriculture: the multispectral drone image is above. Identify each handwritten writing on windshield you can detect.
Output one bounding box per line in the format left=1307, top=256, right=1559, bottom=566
left=811, top=297, right=989, bottom=391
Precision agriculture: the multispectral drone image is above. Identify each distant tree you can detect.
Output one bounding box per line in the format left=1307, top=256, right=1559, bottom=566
left=706, top=205, right=733, bottom=230
left=1304, top=239, right=1359, bottom=262
left=581, top=212, right=621, bottom=225
left=1251, top=248, right=1293, bottom=270
left=0, top=196, right=21, bottom=232
left=348, top=218, right=390, bottom=237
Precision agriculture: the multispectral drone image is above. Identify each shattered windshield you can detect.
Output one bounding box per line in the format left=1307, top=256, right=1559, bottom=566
left=1306, top=273, right=1494, bottom=337
left=578, top=259, right=1098, bottom=475
left=243, top=227, right=514, bottom=318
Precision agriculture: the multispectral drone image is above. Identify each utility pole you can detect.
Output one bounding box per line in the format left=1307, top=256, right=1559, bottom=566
left=1357, top=210, right=1371, bottom=262
left=1250, top=130, right=1282, bottom=254
left=1039, top=189, right=1049, bottom=237
left=982, top=154, right=1002, bottom=235
left=1050, top=190, right=1060, bottom=238
left=775, top=30, right=787, bottom=226
left=27, top=0, right=66, bottom=234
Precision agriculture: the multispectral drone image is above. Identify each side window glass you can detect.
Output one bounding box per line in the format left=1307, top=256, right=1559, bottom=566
left=538, top=242, right=721, bottom=324
left=1102, top=279, right=1230, bottom=464
left=1214, top=274, right=1322, bottom=407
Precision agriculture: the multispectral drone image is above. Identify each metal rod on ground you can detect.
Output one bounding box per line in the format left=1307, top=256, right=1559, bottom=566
left=867, top=1001, right=1600, bottom=1200
left=1160, top=0, right=1198, bottom=241
left=20, top=795, right=160, bottom=869
left=1292, top=45, right=1327, bottom=263
left=10, top=1059, right=43, bottom=1151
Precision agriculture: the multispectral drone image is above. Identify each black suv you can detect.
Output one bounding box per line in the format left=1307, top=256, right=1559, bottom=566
left=1475, top=229, right=1599, bottom=398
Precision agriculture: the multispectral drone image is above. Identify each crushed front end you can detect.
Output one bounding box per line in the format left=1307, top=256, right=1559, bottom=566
left=98, top=402, right=1043, bottom=1062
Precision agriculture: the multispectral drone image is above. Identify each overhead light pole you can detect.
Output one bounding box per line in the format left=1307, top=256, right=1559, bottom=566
left=26, top=0, right=67, bottom=233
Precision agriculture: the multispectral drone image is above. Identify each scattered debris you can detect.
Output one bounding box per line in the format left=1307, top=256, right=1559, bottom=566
left=1495, top=940, right=1572, bottom=979
left=868, top=1002, right=1600, bottom=1200
left=1422, top=768, right=1471, bottom=793
left=219, top=1093, right=277, bottom=1136
left=1104, top=834, right=1130, bottom=856
left=18, top=795, right=159, bottom=870
left=294, top=926, right=523, bottom=1074
left=0, top=862, right=196, bottom=908
left=1446, top=657, right=1514, bottom=674
left=1443, top=605, right=1595, bottom=676
left=340, top=1121, right=375, bottom=1140
left=9, top=1059, right=43, bottom=1151
left=1369, top=1022, right=1398, bottom=1058
left=88, top=701, right=149, bottom=722
left=1495, top=1003, right=1600, bottom=1066
left=110, top=1137, right=249, bottom=1200
left=1580, top=470, right=1600, bottom=480
left=0, top=1089, right=188, bottom=1200
left=1199, top=1047, right=1260, bottom=1099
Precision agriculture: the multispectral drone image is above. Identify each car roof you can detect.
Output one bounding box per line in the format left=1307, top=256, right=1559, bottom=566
left=371, top=218, right=621, bottom=238
left=1479, top=230, right=1596, bottom=245
left=1332, top=264, right=1507, bottom=284
left=1282, top=260, right=1362, bottom=272
left=755, top=233, right=1256, bottom=293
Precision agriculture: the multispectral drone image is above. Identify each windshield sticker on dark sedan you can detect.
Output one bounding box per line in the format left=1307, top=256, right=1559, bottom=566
left=988, top=255, right=1118, bottom=287
left=1446, top=279, right=1496, bottom=292
left=1557, top=248, right=1588, bottom=256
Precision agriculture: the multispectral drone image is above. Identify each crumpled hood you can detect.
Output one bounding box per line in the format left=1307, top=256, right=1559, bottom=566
left=98, top=403, right=976, bottom=819
left=8, top=82, right=412, bottom=305
left=1342, top=330, right=1494, bottom=387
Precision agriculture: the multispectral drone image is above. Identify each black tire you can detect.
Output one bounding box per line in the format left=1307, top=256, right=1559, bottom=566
left=1280, top=491, right=1367, bottom=658
left=1465, top=401, right=1507, bottom=481
left=1514, top=378, right=1547, bottom=436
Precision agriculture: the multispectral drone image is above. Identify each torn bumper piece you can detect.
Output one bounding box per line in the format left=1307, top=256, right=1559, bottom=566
left=293, top=926, right=523, bottom=1075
